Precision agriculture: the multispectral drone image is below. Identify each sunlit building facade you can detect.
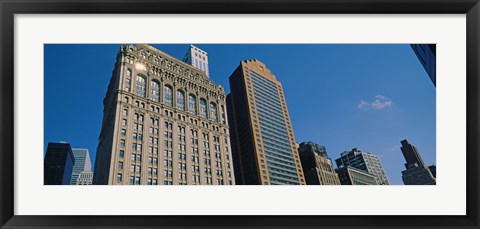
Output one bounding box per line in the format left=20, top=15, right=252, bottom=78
left=70, top=148, right=92, bottom=185
left=183, top=45, right=210, bottom=78
left=93, top=44, right=234, bottom=185
left=227, top=59, right=305, bottom=185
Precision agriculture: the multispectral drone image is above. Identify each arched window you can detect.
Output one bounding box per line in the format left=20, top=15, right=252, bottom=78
left=135, top=74, right=146, bottom=97
left=150, top=81, right=160, bottom=102
left=210, top=102, right=217, bottom=122
left=125, top=69, right=132, bottom=92
left=188, top=94, right=197, bottom=115
left=164, top=85, right=173, bottom=107
left=176, top=90, right=185, bottom=111
left=200, top=99, right=207, bottom=118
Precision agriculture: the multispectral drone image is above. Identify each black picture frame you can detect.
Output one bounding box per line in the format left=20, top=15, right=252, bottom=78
left=1, top=0, right=479, bottom=228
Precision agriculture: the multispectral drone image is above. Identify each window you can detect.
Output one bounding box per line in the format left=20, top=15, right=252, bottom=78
left=122, top=119, right=127, bottom=126
left=129, top=176, right=134, bottom=185
left=135, top=177, right=140, bottom=185
left=125, top=69, right=132, bottom=92
left=120, top=140, right=125, bottom=147
left=117, top=173, right=122, bottom=182
left=123, top=109, right=128, bottom=116
left=188, top=94, right=197, bottom=114
left=177, top=90, right=185, bottom=110
left=119, top=150, right=124, bottom=158
left=150, top=80, right=160, bottom=102
left=118, top=162, right=123, bottom=169
left=210, top=102, right=218, bottom=122
left=136, top=74, right=146, bottom=97
left=164, top=85, right=173, bottom=106
left=121, top=129, right=126, bottom=136
left=199, top=99, right=207, bottom=118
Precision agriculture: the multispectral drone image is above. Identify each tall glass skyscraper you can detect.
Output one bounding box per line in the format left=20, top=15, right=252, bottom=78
left=70, top=148, right=92, bottom=185
left=227, top=59, right=305, bottom=185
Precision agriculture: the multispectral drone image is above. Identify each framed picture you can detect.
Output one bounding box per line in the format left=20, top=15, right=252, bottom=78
left=1, top=0, right=479, bottom=228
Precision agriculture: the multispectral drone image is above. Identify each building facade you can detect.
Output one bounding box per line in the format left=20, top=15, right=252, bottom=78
left=44, top=142, right=75, bottom=185
left=70, top=148, right=92, bottom=185
left=335, top=148, right=389, bottom=185
left=183, top=45, right=210, bottom=78
left=93, top=44, right=234, bottom=185
left=227, top=59, right=305, bottom=185
left=400, top=139, right=436, bottom=185
left=335, top=166, right=378, bottom=185
left=76, top=171, right=94, bottom=185
left=298, top=141, right=340, bottom=185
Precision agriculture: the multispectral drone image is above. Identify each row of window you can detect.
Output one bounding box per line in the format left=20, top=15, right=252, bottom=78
left=125, top=69, right=220, bottom=122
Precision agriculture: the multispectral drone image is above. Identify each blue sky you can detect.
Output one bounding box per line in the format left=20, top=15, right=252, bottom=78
left=44, top=44, right=435, bottom=185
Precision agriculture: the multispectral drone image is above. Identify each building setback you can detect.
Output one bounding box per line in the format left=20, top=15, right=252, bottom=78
left=335, top=166, right=378, bottom=185
left=76, top=171, right=94, bottom=185
left=70, top=148, right=92, bottom=185
left=335, top=148, right=389, bottom=185
left=298, top=141, right=340, bottom=185
left=93, top=44, right=234, bottom=185
left=227, top=59, right=305, bottom=185
left=44, top=142, right=75, bottom=185
left=183, top=45, right=210, bottom=78
left=400, top=139, right=436, bottom=185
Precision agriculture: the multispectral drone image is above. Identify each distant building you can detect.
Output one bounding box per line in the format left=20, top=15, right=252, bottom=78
left=335, top=148, right=389, bottom=185
left=227, top=59, right=305, bottom=185
left=76, top=171, right=94, bottom=185
left=298, top=142, right=340, bottom=185
left=400, top=139, right=436, bottom=185
left=44, top=142, right=75, bottom=185
left=335, top=166, right=378, bottom=185
left=410, top=44, right=436, bottom=86
left=183, top=45, right=210, bottom=78
left=70, top=148, right=92, bottom=185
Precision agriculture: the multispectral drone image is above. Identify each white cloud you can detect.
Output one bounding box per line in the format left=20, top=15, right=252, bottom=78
left=358, top=95, right=393, bottom=110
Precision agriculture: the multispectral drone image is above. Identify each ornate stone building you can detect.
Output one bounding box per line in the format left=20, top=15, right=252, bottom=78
left=93, top=44, right=234, bottom=185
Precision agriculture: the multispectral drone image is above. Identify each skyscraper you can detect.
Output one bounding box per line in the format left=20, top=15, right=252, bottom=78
left=70, top=148, right=92, bottom=185
left=298, top=141, right=340, bottom=185
left=400, top=139, right=436, bottom=185
left=76, top=171, right=94, bottom=185
left=335, top=166, right=378, bottom=185
left=335, top=148, right=389, bottom=185
left=93, top=44, right=234, bottom=185
left=183, top=45, right=210, bottom=78
left=227, top=59, right=305, bottom=185
left=44, top=142, right=75, bottom=185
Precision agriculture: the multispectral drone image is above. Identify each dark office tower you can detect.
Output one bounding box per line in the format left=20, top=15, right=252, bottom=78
left=298, top=142, right=340, bottom=185
left=335, top=148, right=389, bottom=185
left=410, top=44, right=436, bottom=86
left=227, top=59, right=305, bottom=185
left=44, top=142, right=75, bottom=185
left=93, top=44, right=234, bottom=185
left=335, top=166, right=378, bottom=185
left=400, top=139, right=436, bottom=185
